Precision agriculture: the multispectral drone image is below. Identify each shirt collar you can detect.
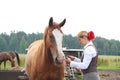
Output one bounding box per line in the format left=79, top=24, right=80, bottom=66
left=83, top=41, right=93, bottom=49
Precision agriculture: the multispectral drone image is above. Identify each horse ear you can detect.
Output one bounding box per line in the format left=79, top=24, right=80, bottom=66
left=59, top=18, right=66, bottom=27
left=49, top=17, right=53, bottom=26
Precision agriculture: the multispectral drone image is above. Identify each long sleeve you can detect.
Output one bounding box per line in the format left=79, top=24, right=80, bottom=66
left=70, top=42, right=97, bottom=69
left=73, top=57, right=81, bottom=62
left=70, top=50, right=93, bottom=69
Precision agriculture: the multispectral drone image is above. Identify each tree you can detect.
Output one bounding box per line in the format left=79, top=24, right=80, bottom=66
left=0, top=35, right=8, bottom=51
left=19, top=36, right=27, bottom=53
left=9, top=32, right=19, bottom=51
left=0, top=31, right=120, bottom=55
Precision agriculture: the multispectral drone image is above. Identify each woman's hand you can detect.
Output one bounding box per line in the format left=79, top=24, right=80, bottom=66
left=65, top=57, right=71, bottom=64
left=67, top=55, right=75, bottom=61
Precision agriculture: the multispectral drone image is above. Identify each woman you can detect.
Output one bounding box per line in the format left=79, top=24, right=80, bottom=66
left=65, top=31, right=100, bottom=80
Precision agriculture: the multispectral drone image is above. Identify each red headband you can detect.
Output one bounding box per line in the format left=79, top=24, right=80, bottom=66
left=88, top=31, right=95, bottom=40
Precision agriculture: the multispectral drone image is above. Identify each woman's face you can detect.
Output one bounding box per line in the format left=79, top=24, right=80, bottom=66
left=78, top=36, right=88, bottom=46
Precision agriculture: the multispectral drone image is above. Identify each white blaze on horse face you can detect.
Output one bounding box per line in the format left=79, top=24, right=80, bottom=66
left=52, top=29, right=65, bottom=58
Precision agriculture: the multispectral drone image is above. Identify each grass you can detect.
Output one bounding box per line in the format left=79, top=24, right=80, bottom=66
left=1, top=54, right=120, bottom=80
left=0, top=54, right=25, bottom=69
left=1, top=54, right=120, bottom=70
left=97, top=55, right=120, bottom=70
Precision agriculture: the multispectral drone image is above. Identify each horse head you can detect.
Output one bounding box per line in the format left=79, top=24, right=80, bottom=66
left=11, top=60, right=15, bottom=67
left=44, top=17, right=66, bottom=64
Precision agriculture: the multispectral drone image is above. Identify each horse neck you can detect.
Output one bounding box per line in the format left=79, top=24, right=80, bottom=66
left=9, top=52, right=15, bottom=59
left=35, top=42, right=54, bottom=73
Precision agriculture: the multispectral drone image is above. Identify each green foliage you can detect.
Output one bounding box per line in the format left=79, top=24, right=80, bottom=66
left=19, top=36, right=27, bottom=53
left=0, top=35, right=8, bottom=51
left=75, top=73, right=82, bottom=80
left=63, top=35, right=82, bottom=49
left=0, top=31, right=120, bottom=55
left=0, top=31, right=43, bottom=53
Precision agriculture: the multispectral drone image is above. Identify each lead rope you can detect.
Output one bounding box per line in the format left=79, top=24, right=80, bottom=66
left=65, top=64, right=76, bottom=80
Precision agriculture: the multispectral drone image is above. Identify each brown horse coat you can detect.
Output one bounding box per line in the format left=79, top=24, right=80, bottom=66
left=0, top=52, right=14, bottom=69
left=0, top=51, right=20, bottom=69
left=25, top=17, right=66, bottom=80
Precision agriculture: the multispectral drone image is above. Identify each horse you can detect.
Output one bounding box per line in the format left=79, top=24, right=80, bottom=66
left=0, top=51, right=20, bottom=69
left=25, top=17, right=66, bottom=80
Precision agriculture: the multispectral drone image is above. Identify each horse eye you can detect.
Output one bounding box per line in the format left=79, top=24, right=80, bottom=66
left=49, top=35, right=54, bottom=42
left=49, top=35, right=53, bottom=38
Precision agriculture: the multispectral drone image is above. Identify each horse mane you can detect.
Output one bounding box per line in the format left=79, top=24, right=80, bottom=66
left=44, top=27, right=53, bottom=59
left=43, top=27, right=49, bottom=48
left=34, top=26, right=54, bottom=71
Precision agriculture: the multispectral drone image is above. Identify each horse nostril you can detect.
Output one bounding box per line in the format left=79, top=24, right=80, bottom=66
left=55, top=57, right=59, bottom=64
left=55, top=56, right=64, bottom=64
left=63, top=56, right=65, bottom=59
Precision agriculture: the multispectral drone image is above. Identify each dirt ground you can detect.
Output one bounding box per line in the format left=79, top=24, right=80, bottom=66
left=3, top=67, right=120, bottom=80
left=11, top=68, right=120, bottom=80
left=98, top=70, right=120, bottom=80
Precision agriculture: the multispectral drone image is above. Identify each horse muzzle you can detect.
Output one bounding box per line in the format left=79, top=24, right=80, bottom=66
left=55, top=56, right=64, bottom=64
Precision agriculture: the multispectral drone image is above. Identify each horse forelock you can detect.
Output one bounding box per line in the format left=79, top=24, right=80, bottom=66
left=53, top=22, right=64, bottom=33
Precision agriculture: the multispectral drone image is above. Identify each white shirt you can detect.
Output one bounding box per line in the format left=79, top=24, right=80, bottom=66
left=70, top=41, right=97, bottom=69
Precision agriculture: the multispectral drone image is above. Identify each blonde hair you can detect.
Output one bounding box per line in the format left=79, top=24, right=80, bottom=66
left=77, top=31, right=88, bottom=38
left=77, top=31, right=95, bottom=41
